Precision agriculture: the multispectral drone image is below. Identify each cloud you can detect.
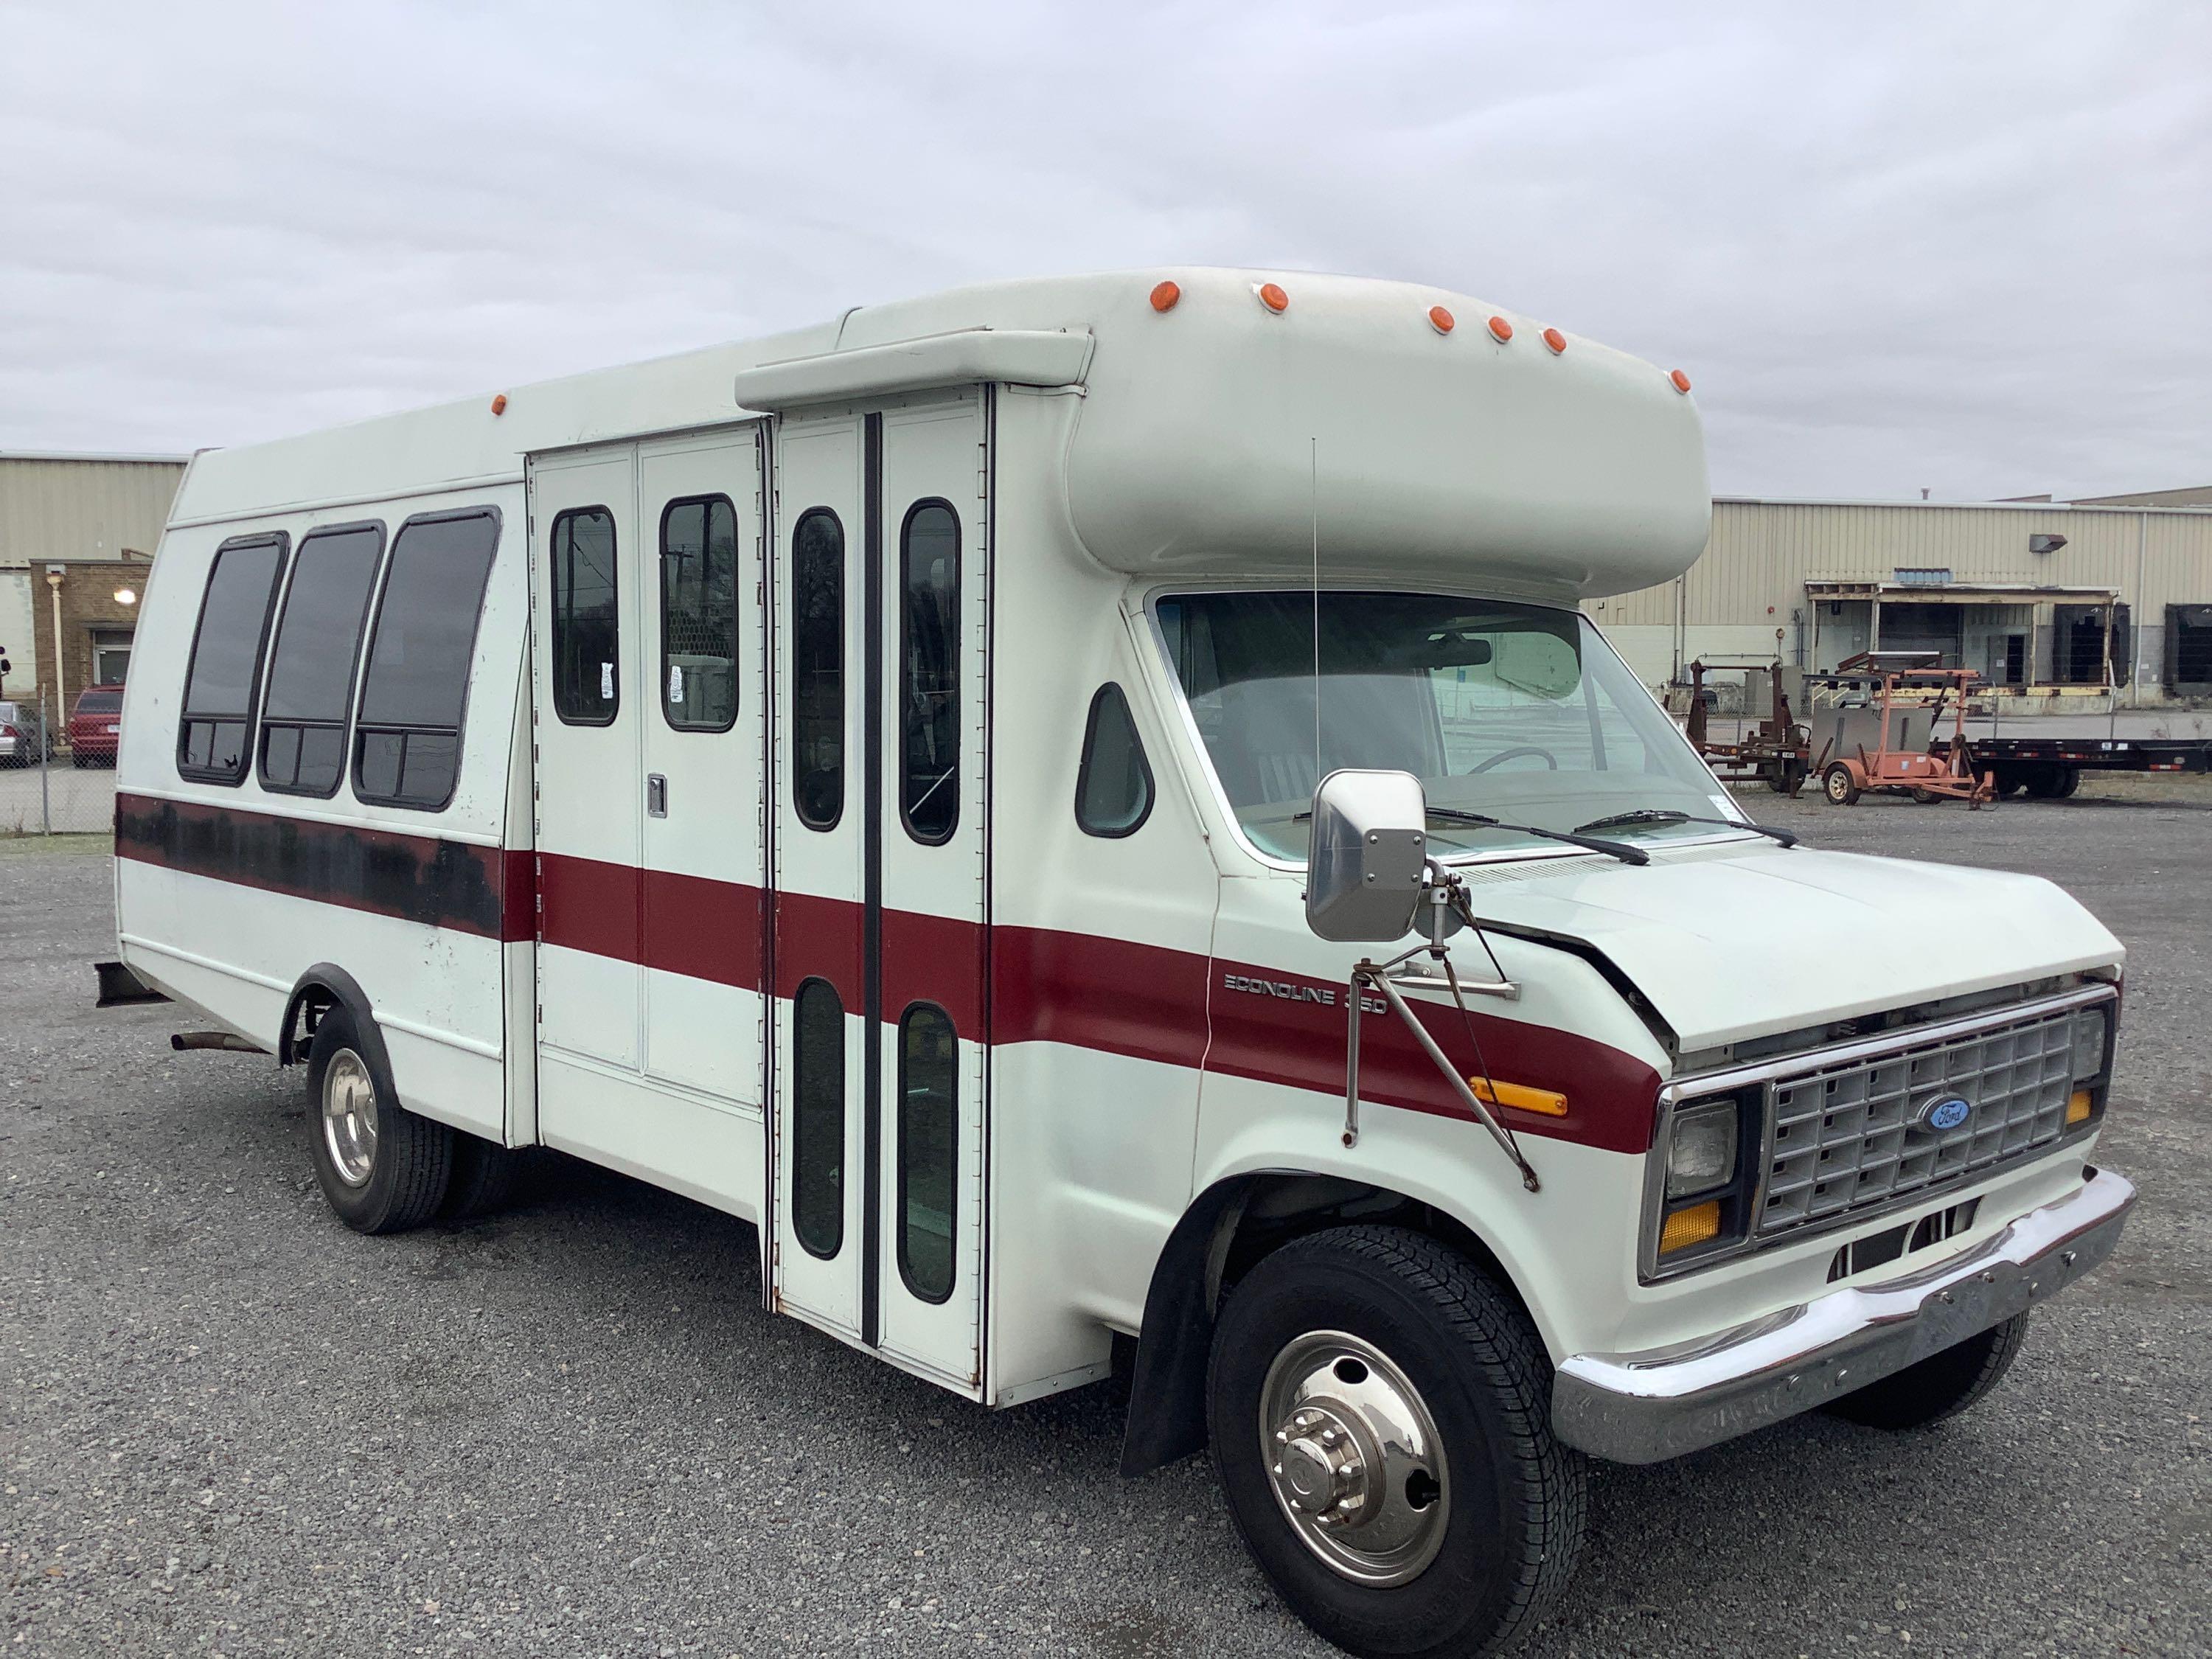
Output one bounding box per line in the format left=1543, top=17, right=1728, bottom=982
left=1, top=0, right=2205, bottom=498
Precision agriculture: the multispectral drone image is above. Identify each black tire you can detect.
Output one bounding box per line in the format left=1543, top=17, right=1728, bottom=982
left=2022, top=763, right=2070, bottom=799
left=1909, top=787, right=1940, bottom=805
left=305, top=1007, right=452, bottom=1234
left=2051, top=765, right=2080, bottom=799
left=1992, top=768, right=2028, bottom=799
left=439, top=1131, right=520, bottom=1221
left=1207, top=1226, right=1585, bottom=1659
left=1823, top=762, right=1860, bottom=805
left=71, top=753, right=88, bottom=769
left=1823, top=1312, right=2030, bottom=1430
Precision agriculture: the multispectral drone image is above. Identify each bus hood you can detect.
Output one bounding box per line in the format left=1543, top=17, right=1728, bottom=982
left=1469, top=844, right=2121, bottom=1053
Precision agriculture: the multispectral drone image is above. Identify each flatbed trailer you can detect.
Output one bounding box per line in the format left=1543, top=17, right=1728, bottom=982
left=1935, top=734, right=2212, bottom=799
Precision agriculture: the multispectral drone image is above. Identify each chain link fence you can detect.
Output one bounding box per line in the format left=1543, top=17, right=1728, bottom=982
left=0, top=689, right=119, bottom=835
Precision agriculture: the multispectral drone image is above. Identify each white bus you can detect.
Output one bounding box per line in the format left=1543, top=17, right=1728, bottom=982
left=111, top=270, right=2133, bottom=1658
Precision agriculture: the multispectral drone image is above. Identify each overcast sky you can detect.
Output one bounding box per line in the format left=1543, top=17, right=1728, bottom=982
left=2, top=1, right=2205, bottom=499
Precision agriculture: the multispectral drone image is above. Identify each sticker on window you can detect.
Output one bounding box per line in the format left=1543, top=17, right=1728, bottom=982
left=668, top=664, right=684, bottom=703
left=600, top=661, right=614, bottom=701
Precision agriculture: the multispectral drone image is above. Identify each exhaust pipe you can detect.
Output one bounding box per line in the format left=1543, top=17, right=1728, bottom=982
left=170, top=1032, right=267, bottom=1054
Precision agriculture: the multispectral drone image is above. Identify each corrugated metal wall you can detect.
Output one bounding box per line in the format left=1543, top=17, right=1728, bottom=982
left=0, top=456, right=186, bottom=566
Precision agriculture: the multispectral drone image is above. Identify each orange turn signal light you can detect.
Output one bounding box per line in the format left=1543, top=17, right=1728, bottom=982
left=1658, top=1200, right=1722, bottom=1254
left=2067, top=1088, right=2094, bottom=1126
left=1542, top=327, right=1567, bottom=355
left=1487, top=314, right=1513, bottom=342
left=1428, top=305, right=1455, bottom=335
left=490, top=394, right=508, bottom=416
left=1257, top=282, right=1290, bottom=313
left=1150, top=280, right=1180, bottom=313
left=1468, top=1077, right=1568, bottom=1118
left=1669, top=369, right=1692, bottom=394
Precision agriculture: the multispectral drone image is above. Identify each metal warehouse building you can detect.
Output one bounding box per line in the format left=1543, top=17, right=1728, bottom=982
left=1594, top=491, right=2212, bottom=708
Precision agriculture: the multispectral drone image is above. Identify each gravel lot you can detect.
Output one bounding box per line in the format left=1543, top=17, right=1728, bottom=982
left=4, top=781, right=2208, bottom=1658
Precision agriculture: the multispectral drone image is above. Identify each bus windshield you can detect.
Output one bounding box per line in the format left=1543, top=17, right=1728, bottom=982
left=1155, top=590, right=1741, bottom=863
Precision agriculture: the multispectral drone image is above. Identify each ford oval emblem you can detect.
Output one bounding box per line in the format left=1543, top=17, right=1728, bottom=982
left=1914, top=1093, right=1973, bottom=1133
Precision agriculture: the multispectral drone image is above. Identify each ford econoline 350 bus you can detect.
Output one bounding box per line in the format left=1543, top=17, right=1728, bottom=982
left=111, top=270, right=2133, bottom=1658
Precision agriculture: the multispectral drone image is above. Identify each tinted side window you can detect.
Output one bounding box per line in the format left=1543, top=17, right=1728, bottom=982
left=550, top=507, right=618, bottom=725
left=899, top=502, right=959, bottom=844
left=1075, top=682, right=1155, bottom=837
left=791, top=509, right=844, bottom=830
left=896, top=1002, right=958, bottom=1304
left=660, top=495, right=739, bottom=731
left=791, top=978, right=846, bottom=1259
left=178, top=534, right=286, bottom=783
left=352, top=509, right=500, bottom=810
left=258, top=523, right=384, bottom=796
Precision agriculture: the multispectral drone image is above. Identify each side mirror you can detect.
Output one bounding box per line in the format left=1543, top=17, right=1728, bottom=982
left=1304, top=769, right=1429, bottom=942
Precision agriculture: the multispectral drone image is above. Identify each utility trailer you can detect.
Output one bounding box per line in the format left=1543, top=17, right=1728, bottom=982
left=1935, top=733, right=2212, bottom=799
left=1683, top=655, right=1810, bottom=795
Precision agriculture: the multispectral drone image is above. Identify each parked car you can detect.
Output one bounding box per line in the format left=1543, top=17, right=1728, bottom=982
left=0, top=699, right=52, bottom=767
left=67, top=685, right=125, bottom=767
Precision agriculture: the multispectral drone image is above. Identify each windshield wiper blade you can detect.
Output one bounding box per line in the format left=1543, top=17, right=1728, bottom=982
left=1572, top=807, right=1800, bottom=848
left=1425, top=807, right=1649, bottom=866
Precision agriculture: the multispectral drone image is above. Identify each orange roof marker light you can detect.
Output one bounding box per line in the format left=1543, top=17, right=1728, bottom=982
left=1542, top=327, right=1567, bottom=355
left=1256, top=281, right=1290, bottom=313
left=1487, top=315, right=1514, bottom=342
left=490, top=393, right=508, bottom=416
left=1669, top=369, right=1693, bottom=394
left=1427, top=305, right=1455, bottom=335
left=1149, top=280, right=1181, bottom=313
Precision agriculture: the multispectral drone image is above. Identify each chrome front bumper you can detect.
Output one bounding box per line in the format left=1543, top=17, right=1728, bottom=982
left=1551, top=1167, right=2136, bottom=1464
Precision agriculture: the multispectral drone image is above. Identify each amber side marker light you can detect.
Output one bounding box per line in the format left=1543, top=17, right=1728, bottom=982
left=1542, top=327, right=1567, bottom=355
left=1468, top=1077, right=1568, bottom=1118
left=1658, top=1200, right=1722, bottom=1254
left=490, top=394, right=508, bottom=415
left=1487, top=314, right=1514, bottom=342
left=1257, top=282, right=1290, bottom=313
left=1428, top=305, right=1455, bottom=335
left=1669, top=369, right=1692, bottom=394
left=1150, top=280, right=1181, bottom=313
left=2067, top=1089, right=2095, bottom=1127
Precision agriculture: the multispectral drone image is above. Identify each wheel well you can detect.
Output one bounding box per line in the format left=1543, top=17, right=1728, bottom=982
left=279, top=983, right=338, bottom=1067
left=1118, top=1171, right=1534, bottom=1479
left=279, top=964, right=382, bottom=1074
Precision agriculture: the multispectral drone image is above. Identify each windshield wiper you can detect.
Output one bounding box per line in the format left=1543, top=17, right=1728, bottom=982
left=1571, top=807, right=1799, bottom=848
left=1424, top=807, right=1649, bottom=866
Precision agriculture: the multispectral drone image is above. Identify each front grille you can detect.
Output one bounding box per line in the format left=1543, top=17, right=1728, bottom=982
left=1758, top=1001, right=2095, bottom=1237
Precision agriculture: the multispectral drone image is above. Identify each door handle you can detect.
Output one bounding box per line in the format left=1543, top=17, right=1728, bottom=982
left=647, top=774, right=668, bottom=818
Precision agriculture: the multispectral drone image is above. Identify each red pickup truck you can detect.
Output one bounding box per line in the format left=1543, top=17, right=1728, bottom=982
left=67, top=685, right=125, bottom=767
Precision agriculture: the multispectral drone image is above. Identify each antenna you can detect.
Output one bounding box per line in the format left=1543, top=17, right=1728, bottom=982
left=1311, top=437, right=1321, bottom=789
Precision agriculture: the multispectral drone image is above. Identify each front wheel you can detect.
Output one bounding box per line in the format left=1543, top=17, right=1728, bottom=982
left=1823, top=762, right=1861, bottom=805
left=1208, top=1226, right=1585, bottom=1659
left=1824, top=1312, right=2030, bottom=1430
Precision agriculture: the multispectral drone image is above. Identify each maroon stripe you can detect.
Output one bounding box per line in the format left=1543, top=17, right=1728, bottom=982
left=992, top=926, right=1211, bottom=1071
left=538, top=851, right=642, bottom=964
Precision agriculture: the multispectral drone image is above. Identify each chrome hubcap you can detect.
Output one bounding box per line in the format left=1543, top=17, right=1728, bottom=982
left=321, top=1048, right=378, bottom=1187
left=1260, top=1330, right=1449, bottom=1586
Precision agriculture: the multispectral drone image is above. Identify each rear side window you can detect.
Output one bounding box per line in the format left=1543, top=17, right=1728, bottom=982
left=899, top=501, right=960, bottom=844
left=1075, top=682, right=1154, bottom=837
left=178, top=533, right=287, bottom=783
left=352, top=509, right=500, bottom=810
left=258, top=523, right=384, bottom=796
left=659, top=495, right=739, bottom=731
left=791, top=508, right=844, bottom=829
left=550, top=507, right=619, bottom=725
left=77, top=689, right=123, bottom=714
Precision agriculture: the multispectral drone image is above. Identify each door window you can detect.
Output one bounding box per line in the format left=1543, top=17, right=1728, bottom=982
left=550, top=507, right=619, bottom=725
left=658, top=495, right=739, bottom=731
left=791, top=978, right=846, bottom=1259
left=791, top=508, right=844, bottom=829
left=177, top=533, right=288, bottom=783
left=896, top=1003, right=959, bottom=1304
left=898, top=502, right=960, bottom=844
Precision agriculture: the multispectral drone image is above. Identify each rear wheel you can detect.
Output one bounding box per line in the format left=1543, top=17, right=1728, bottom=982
left=1824, top=1313, right=2030, bottom=1430
left=1767, top=759, right=1808, bottom=796
left=305, top=1008, right=452, bottom=1234
left=1208, top=1226, right=1585, bottom=1659
left=1822, top=762, right=1860, bottom=805
left=440, top=1132, right=520, bottom=1221
left=1909, top=787, right=1941, bottom=805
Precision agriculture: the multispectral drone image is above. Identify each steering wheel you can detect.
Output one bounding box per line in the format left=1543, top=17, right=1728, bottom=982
left=1467, top=745, right=1559, bottom=774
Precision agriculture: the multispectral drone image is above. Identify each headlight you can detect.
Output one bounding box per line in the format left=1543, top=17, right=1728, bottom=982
left=1666, top=1102, right=1739, bottom=1199
left=2070, top=1006, right=2109, bottom=1082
